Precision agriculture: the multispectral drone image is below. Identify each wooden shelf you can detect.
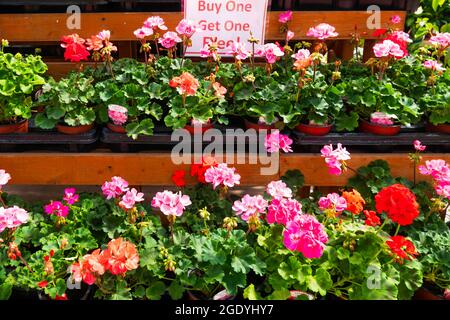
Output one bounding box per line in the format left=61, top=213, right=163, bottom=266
left=1, top=151, right=448, bottom=187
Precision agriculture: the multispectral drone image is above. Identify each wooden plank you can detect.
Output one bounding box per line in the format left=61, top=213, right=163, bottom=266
left=0, top=11, right=406, bottom=42
left=0, top=153, right=278, bottom=186
left=280, top=153, right=450, bottom=187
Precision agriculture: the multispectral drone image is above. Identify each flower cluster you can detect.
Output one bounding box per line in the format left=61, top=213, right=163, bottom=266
left=375, top=184, right=420, bottom=226
left=256, top=43, right=284, bottom=64
left=283, top=214, right=328, bottom=259
left=176, top=19, right=199, bottom=38
left=200, top=41, right=220, bottom=61
left=373, top=39, right=405, bottom=59
left=266, top=180, right=293, bottom=198
left=151, top=190, right=191, bottom=217
left=364, top=210, right=381, bottom=227
left=44, top=187, right=79, bottom=218
left=158, top=31, right=182, bottom=50
left=370, top=112, right=394, bottom=125
left=108, top=104, right=128, bottom=126
left=232, top=194, right=268, bottom=221
left=429, top=32, right=450, bottom=50
left=0, top=206, right=29, bottom=233
left=386, top=235, right=418, bottom=264
left=60, top=34, right=90, bottom=62
left=264, top=130, right=293, bottom=153
left=419, top=159, right=450, bottom=200
left=0, top=169, right=11, bottom=190
left=71, top=238, right=139, bottom=285
left=267, top=197, right=302, bottom=225
left=61, top=30, right=117, bottom=63
left=227, top=41, right=250, bottom=61
left=278, top=11, right=293, bottom=24
left=423, top=60, right=445, bottom=72
left=318, top=193, right=347, bottom=215
left=119, top=188, right=144, bottom=210
left=320, top=143, right=351, bottom=175
left=102, top=176, right=129, bottom=200
left=342, top=189, right=365, bottom=215
left=169, top=72, right=200, bottom=96
left=134, top=16, right=167, bottom=39
left=306, top=23, right=339, bottom=40
left=204, top=163, right=241, bottom=189
left=191, top=156, right=218, bottom=184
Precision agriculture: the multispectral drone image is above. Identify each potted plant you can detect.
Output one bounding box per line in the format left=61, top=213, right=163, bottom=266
left=0, top=39, right=47, bottom=134
left=34, top=72, right=97, bottom=134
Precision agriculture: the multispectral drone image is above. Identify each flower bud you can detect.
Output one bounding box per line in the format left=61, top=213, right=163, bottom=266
left=164, top=259, right=176, bottom=272
left=199, top=207, right=210, bottom=220
left=1, top=39, right=9, bottom=48
left=223, top=217, right=238, bottom=232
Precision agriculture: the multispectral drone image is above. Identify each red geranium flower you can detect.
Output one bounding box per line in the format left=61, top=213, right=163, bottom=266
left=172, top=170, right=186, bottom=187
left=386, top=235, right=418, bottom=263
left=190, top=156, right=218, bottom=184
left=54, top=293, right=68, bottom=300
left=373, top=28, right=387, bottom=37
left=38, top=280, right=48, bottom=288
left=364, top=210, right=381, bottom=226
left=61, top=34, right=90, bottom=62
left=375, top=184, right=420, bottom=226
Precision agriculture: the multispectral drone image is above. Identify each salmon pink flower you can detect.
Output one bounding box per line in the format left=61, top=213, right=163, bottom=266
left=232, top=194, right=268, bottom=221
left=386, top=235, right=418, bottom=264
left=267, top=197, right=302, bottom=225
left=159, top=31, right=182, bottom=49
left=0, top=169, right=11, bottom=188
left=151, top=190, right=191, bottom=216
left=414, top=140, right=426, bottom=152
left=341, top=189, right=365, bottom=215
left=108, top=104, right=128, bottom=126
left=86, top=35, right=103, bottom=51
left=264, top=130, right=293, bottom=153
left=307, top=23, right=339, bottom=40
left=204, top=163, right=241, bottom=189
left=119, top=188, right=144, bottom=210
left=144, top=16, right=167, bottom=31
left=44, top=201, right=69, bottom=218
left=283, top=214, right=328, bottom=259
left=101, top=176, right=129, bottom=200
left=0, top=206, right=29, bottom=232
left=176, top=19, right=199, bottom=38
left=256, top=43, right=284, bottom=64
left=227, top=41, right=250, bottom=61
left=97, top=30, right=111, bottom=41
left=63, top=188, right=79, bottom=205
left=279, top=11, right=293, bottom=24
left=212, top=82, right=227, bottom=98
left=318, top=193, right=347, bottom=213
left=169, top=72, right=199, bottom=96
left=105, top=238, right=139, bottom=275
left=266, top=180, right=293, bottom=199
left=71, top=248, right=109, bottom=285
left=423, top=60, right=445, bottom=72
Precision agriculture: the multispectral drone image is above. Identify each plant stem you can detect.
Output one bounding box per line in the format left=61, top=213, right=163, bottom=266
left=394, top=224, right=400, bottom=236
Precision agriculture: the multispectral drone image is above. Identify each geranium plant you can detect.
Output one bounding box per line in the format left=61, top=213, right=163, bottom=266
left=0, top=39, right=47, bottom=128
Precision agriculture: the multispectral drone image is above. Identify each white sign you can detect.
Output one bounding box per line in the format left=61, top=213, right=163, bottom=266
left=184, top=0, right=268, bottom=56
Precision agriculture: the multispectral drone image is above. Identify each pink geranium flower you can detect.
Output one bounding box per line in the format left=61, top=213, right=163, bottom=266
left=108, top=104, right=128, bottom=126
left=423, top=60, right=445, bottom=72
left=158, top=31, right=182, bottom=49
left=204, top=163, right=241, bottom=189
left=318, top=193, right=347, bottom=213
left=44, top=201, right=69, bottom=218
left=413, top=140, right=426, bottom=152
left=256, top=43, right=284, bottom=64
left=320, top=143, right=351, bottom=176
left=264, top=130, right=293, bottom=153
left=283, top=214, right=328, bottom=259
left=144, top=16, right=167, bottom=31
left=267, top=197, right=302, bottom=225
left=101, top=176, right=129, bottom=200
left=232, top=194, right=268, bottom=221
left=0, top=206, right=29, bottom=232
left=279, top=11, right=293, bottom=24
left=306, top=23, right=339, bottom=40
left=429, top=32, right=450, bottom=49
left=169, top=72, right=200, bottom=96
left=373, top=39, right=405, bottom=58
left=0, top=169, right=11, bottom=189
left=286, top=31, right=295, bottom=42
left=227, top=41, right=250, bottom=61
left=133, top=27, right=153, bottom=39
left=390, top=15, right=401, bottom=24
left=151, top=190, right=191, bottom=216
left=419, top=159, right=450, bottom=200
left=176, top=19, right=199, bottom=38
left=119, top=188, right=144, bottom=210
left=200, top=41, right=220, bottom=61
left=97, top=30, right=111, bottom=41
left=266, top=180, right=293, bottom=198
left=291, top=49, right=310, bottom=60
left=370, top=112, right=394, bottom=125
left=63, top=188, right=79, bottom=205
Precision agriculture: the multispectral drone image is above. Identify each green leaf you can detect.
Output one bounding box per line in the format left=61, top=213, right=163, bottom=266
left=146, top=281, right=166, bottom=300
left=243, top=284, right=260, bottom=300
left=307, top=268, right=332, bottom=296
left=168, top=281, right=184, bottom=300
left=34, top=113, right=58, bottom=129
left=335, top=112, right=359, bottom=132
left=0, top=283, right=12, bottom=300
